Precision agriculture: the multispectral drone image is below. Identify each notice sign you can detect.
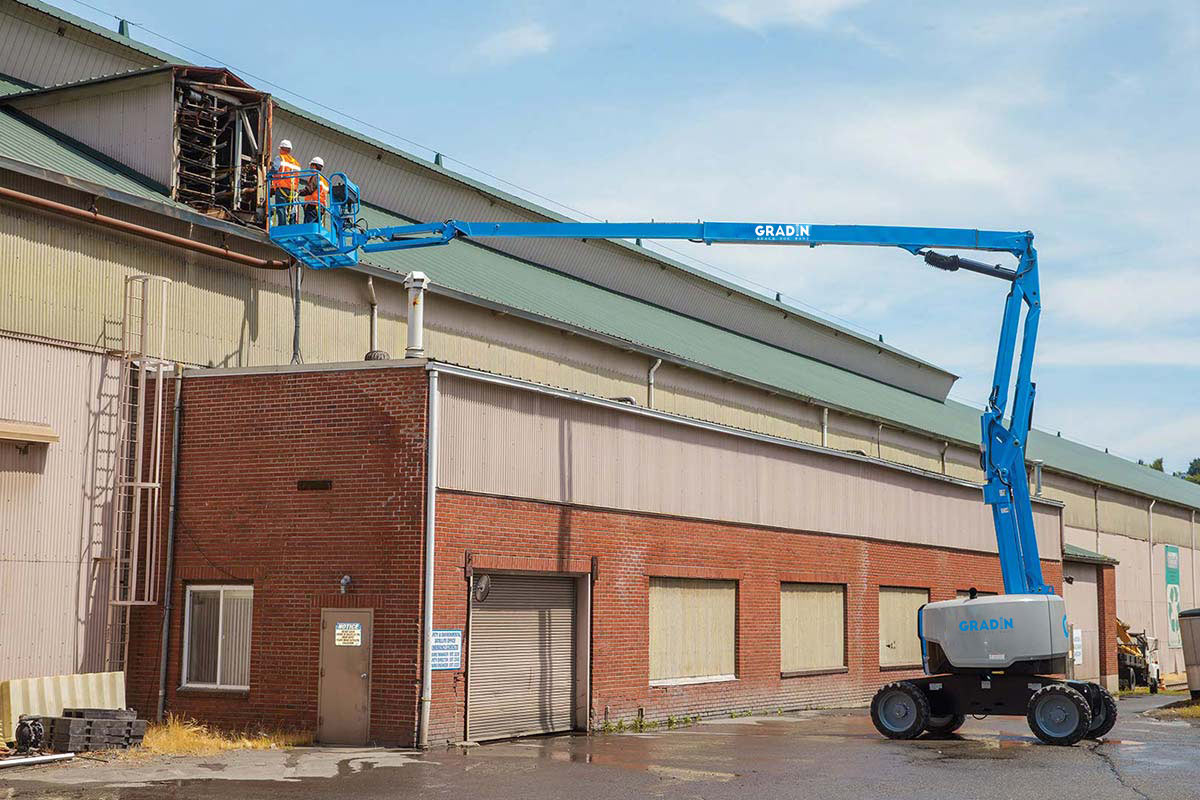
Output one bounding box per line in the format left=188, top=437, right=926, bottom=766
left=1166, top=545, right=1182, bottom=649
left=1072, top=628, right=1084, bottom=666
left=431, top=629, right=462, bottom=670
left=335, top=621, right=363, bottom=647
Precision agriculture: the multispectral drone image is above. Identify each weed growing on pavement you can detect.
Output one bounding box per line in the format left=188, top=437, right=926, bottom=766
left=129, top=714, right=313, bottom=757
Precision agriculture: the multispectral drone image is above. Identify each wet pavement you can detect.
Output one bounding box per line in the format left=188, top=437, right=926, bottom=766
left=2, top=694, right=1196, bottom=799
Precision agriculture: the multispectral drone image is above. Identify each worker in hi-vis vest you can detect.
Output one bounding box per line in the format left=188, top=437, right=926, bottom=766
left=300, top=156, right=328, bottom=225
left=270, top=139, right=301, bottom=226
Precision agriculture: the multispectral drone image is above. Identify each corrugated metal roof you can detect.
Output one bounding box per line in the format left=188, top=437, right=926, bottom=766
left=3, top=4, right=1198, bottom=512
left=6, top=1, right=952, bottom=382
left=0, top=71, right=34, bottom=95
left=353, top=202, right=1200, bottom=511
left=0, top=107, right=164, bottom=201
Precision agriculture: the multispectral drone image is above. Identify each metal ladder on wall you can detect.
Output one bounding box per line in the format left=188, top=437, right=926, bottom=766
left=104, top=275, right=172, bottom=671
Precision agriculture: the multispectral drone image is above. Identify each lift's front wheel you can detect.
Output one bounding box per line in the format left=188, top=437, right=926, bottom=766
left=1086, top=686, right=1118, bottom=740
left=1027, top=684, right=1092, bottom=745
left=870, top=681, right=930, bottom=739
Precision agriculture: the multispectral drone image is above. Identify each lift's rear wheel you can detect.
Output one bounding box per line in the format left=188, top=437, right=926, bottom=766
left=1085, top=686, right=1118, bottom=740
left=871, top=681, right=930, bottom=739
left=925, top=713, right=966, bottom=735
left=1027, top=684, right=1092, bottom=745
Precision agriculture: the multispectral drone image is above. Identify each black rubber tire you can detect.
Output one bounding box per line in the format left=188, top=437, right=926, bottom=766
left=926, top=713, right=966, bottom=735
left=871, top=681, right=930, bottom=740
left=1086, top=686, right=1118, bottom=740
left=1027, top=684, right=1092, bottom=746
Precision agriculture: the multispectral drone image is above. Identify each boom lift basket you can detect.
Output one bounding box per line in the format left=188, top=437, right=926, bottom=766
left=267, top=169, right=361, bottom=268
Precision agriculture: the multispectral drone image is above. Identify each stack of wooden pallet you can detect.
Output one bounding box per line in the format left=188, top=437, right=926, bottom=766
left=43, top=709, right=148, bottom=752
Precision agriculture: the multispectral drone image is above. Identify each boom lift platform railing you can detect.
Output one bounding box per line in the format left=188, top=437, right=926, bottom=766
left=267, top=169, right=1114, bottom=745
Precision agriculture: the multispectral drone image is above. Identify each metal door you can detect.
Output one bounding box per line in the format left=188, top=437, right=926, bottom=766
left=1063, top=563, right=1100, bottom=681
left=468, top=574, right=576, bottom=741
left=317, top=608, right=372, bottom=744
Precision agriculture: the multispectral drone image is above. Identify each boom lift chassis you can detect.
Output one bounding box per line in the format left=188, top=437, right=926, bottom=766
left=269, top=172, right=1114, bottom=745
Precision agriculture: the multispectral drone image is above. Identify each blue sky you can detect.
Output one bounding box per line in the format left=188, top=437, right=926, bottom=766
left=59, top=0, right=1200, bottom=473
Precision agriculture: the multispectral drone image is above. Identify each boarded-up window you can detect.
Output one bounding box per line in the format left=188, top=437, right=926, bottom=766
left=649, top=577, right=736, bottom=683
left=780, top=583, right=845, bottom=673
left=879, top=587, right=928, bottom=667
left=183, top=585, right=253, bottom=689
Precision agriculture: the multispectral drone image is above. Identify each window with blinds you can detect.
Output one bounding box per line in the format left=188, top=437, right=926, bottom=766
left=648, top=577, right=736, bottom=684
left=878, top=586, right=928, bottom=667
left=183, top=585, right=253, bottom=689
left=780, top=583, right=845, bottom=674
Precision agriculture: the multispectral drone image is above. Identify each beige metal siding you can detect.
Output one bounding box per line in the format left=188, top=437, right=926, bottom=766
left=469, top=574, right=575, bottom=740
left=0, top=670, right=125, bottom=741
left=1063, top=562, right=1100, bottom=681
left=780, top=583, right=844, bottom=673
left=0, top=335, right=116, bottom=679
left=1042, top=472, right=1098, bottom=530
left=649, top=578, right=736, bottom=682
left=1098, top=487, right=1150, bottom=540
left=879, top=587, right=927, bottom=667
left=0, top=2, right=154, bottom=88
left=438, top=375, right=1063, bottom=557
left=12, top=74, right=175, bottom=188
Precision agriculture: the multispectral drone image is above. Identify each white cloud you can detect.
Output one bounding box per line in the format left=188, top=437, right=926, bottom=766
left=1052, top=268, right=1200, bottom=330
left=475, top=23, right=553, bottom=63
left=708, top=0, right=868, bottom=31
left=1039, top=336, right=1200, bottom=367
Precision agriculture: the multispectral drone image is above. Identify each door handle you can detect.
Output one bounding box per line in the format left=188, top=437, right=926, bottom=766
left=361, top=673, right=368, bottom=679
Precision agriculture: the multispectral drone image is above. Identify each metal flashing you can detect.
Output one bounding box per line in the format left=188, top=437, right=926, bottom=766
left=181, top=358, right=427, bottom=379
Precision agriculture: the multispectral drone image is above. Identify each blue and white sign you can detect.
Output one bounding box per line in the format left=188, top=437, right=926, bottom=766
left=431, top=629, right=462, bottom=670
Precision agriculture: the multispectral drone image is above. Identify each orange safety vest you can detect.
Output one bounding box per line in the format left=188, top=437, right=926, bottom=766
left=271, top=152, right=300, bottom=190
left=306, top=175, right=329, bottom=210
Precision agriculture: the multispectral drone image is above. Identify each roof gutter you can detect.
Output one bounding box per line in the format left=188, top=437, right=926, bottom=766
left=0, top=185, right=290, bottom=270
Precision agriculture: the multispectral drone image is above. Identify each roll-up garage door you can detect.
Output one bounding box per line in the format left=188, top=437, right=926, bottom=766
left=469, top=574, right=577, bottom=741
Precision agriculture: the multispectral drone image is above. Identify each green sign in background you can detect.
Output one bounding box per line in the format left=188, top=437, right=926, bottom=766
left=1165, top=545, right=1181, bottom=649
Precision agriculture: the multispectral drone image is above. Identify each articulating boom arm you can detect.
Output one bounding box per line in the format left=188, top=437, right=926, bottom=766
left=267, top=188, right=1049, bottom=594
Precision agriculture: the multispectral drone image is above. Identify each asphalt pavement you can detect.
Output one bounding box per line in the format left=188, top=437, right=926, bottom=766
left=2, top=694, right=1195, bottom=799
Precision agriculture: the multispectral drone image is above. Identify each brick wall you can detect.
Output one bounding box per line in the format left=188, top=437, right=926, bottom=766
left=1097, top=563, right=1118, bottom=685
left=429, top=491, right=1064, bottom=743
left=125, top=366, right=428, bottom=745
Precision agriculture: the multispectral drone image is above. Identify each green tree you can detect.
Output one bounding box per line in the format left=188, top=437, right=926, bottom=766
left=1187, top=458, right=1200, bottom=484
left=1139, top=457, right=1165, bottom=471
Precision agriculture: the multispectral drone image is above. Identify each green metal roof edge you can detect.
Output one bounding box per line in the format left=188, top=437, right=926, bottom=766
left=1063, top=543, right=1119, bottom=565
left=14, top=0, right=952, bottom=381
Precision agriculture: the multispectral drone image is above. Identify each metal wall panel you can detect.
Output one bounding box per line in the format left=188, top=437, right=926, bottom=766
left=13, top=74, right=175, bottom=188
left=1042, top=472, right=1099, bottom=531
left=0, top=3, right=153, bottom=88
left=0, top=336, right=118, bottom=679
left=1098, top=487, right=1150, bottom=540
left=0, top=670, right=125, bottom=742
left=437, top=375, right=1062, bottom=557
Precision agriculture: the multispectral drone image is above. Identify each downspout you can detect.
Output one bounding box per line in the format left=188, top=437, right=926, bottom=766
left=417, top=368, right=440, bottom=748
left=1094, top=485, right=1101, bottom=554
left=821, top=408, right=829, bottom=448
left=1149, top=499, right=1157, bottom=641
left=876, top=423, right=884, bottom=460
left=1192, top=510, right=1196, bottom=608
left=155, top=366, right=184, bottom=722
left=939, top=441, right=949, bottom=475
left=646, top=358, right=662, bottom=408
left=364, top=277, right=388, bottom=360
left=0, top=186, right=289, bottom=269
left=1032, top=459, right=1044, bottom=497
left=405, top=272, right=430, bottom=358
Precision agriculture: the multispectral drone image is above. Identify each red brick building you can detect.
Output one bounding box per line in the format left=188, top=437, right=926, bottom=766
left=125, top=359, right=1117, bottom=747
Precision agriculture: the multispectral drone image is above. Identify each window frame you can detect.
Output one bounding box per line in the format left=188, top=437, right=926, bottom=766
left=647, top=576, right=738, bottom=687
left=180, top=583, right=254, bottom=691
left=779, top=581, right=848, bottom=678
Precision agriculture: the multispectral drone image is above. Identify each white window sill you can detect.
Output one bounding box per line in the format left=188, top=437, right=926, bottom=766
left=650, top=674, right=737, bottom=688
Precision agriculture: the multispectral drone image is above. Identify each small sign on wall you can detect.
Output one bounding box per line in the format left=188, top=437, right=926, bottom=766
left=431, top=629, right=462, bottom=670
left=1072, top=628, right=1084, bottom=666
left=1166, top=545, right=1182, bottom=649
left=335, top=621, right=363, bottom=647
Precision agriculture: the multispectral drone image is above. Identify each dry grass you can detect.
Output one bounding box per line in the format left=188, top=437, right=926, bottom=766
left=1119, top=686, right=1187, bottom=696
left=125, top=715, right=312, bottom=758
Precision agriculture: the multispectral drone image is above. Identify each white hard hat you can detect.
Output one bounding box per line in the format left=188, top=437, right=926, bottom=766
left=309, top=156, right=324, bottom=168
left=279, top=139, right=293, bottom=150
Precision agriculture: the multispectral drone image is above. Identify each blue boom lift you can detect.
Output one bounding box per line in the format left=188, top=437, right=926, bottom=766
left=269, top=171, right=1116, bottom=745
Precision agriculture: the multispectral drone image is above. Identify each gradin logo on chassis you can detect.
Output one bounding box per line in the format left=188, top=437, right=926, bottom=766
left=959, top=618, right=1014, bottom=632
